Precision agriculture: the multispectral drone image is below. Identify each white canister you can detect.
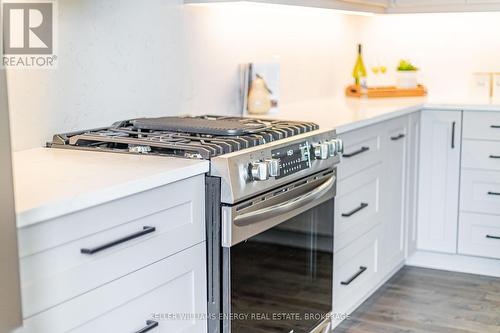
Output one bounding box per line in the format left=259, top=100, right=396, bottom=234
left=396, top=71, right=418, bottom=89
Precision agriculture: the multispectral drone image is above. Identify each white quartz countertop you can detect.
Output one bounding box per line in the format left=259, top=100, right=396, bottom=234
left=13, top=97, right=500, bottom=228
left=263, top=96, right=500, bottom=133
left=13, top=148, right=209, bottom=228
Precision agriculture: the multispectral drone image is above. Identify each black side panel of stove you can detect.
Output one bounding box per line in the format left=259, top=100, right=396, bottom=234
left=206, top=176, right=222, bottom=333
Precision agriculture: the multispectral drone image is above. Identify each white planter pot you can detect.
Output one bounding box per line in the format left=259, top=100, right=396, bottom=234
left=396, top=71, right=418, bottom=89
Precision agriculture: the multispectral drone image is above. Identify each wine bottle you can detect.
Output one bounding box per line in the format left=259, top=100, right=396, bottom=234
left=352, top=44, right=367, bottom=87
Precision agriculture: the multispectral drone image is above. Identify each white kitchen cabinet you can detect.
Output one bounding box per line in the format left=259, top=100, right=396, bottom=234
left=335, top=164, right=382, bottom=253
left=417, top=110, right=462, bottom=254
left=460, top=169, right=500, bottom=215
left=380, top=116, right=407, bottom=274
left=458, top=212, right=500, bottom=260
left=458, top=110, right=500, bottom=261
left=333, top=226, right=380, bottom=322
left=334, top=115, right=412, bottom=328
left=405, top=113, right=420, bottom=257
left=14, top=242, right=207, bottom=333
left=463, top=111, right=500, bottom=141
left=337, top=123, right=383, bottom=180
left=17, top=175, right=205, bottom=318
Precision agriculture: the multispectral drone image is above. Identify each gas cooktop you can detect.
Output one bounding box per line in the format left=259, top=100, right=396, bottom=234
left=50, top=115, right=319, bottom=159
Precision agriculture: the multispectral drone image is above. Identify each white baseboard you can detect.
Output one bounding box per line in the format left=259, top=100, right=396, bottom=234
left=406, top=250, right=500, bottom=278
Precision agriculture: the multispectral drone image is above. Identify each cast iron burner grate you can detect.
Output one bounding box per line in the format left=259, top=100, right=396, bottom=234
left=50, top=115, right=319, bottom=159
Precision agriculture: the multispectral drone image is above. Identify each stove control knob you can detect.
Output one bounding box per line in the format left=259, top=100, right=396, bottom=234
left=313, top=143, right=329, bottom=160
left=250, top=161, right=269, bottom=181
left=266, top=158, right=280, bottom=178
left=327, top=139, right=344, bottom=156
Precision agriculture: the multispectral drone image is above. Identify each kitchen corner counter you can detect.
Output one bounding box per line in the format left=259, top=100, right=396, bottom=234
left=266, top=97, right=500, bottom=133
left=13, top=148, right=209, bottom=228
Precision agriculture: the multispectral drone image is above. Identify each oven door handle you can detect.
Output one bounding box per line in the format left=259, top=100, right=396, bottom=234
left=234, top=175, right=336, bottom=227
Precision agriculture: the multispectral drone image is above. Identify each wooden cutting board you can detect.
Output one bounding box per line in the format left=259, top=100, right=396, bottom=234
left=346, top=84, right=427, bottom=98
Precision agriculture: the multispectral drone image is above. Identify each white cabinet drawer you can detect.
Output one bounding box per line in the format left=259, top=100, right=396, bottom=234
left=335, top=165, right=382, bottom=252
left=459, top=212, right=500, bottom=260
left=18, top=175, right=205, bottom=318
left=338, top=124, right=383, bottom=179
left=15, top=242, right=207, bottom=333
left=462, top=140, right=500, bottom=171
left=333, top=228, right=379, bottom=316
left=460, top=170, right=500, bottom=215
left=463, top=111, right=500, bottom=141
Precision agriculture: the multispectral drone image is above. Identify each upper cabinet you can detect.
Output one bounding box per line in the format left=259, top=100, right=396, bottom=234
left=184, top=0, right=500, bottom=14
left=184, top=0, right=388, bottom=14
left=387, top=0, right=500, bottom=12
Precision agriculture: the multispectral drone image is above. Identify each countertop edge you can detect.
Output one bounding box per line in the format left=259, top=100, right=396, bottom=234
left=336, top=102, right=500, bottom=134
left=336, top=104, right=424, bottom=134
left=16, top=161, right=209, bottom=229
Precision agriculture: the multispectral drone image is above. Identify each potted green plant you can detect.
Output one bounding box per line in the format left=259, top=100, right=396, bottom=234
left=396, top=60, right=419, bottom=89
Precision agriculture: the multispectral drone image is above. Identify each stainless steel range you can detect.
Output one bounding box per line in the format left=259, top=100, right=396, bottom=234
left=50, top=115, right=343, bottom=333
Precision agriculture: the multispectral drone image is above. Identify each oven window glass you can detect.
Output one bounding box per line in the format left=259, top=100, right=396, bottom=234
left=230, top=199, right=334, bottom=333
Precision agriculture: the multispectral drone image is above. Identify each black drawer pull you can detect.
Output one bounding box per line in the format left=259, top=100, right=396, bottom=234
left=451, top=121, right=456, bottom=149
left=134, top=320, right=159, bottom=333
left=390, top=134, right=405, bottom=141
left=342, top=203, right=368, bottom=217
left=491, top=125, right=500, bottom=129
left=486, top=235, right=500, bottom=240
left=490, top=155, right=500, bottom=159
left=341, top=266, right=367, bottom=286
left=487, top=191, right=500, bottom=196
left=81, top=226, right=156, bottom=255
left=343, top=146, right=370, bottom=158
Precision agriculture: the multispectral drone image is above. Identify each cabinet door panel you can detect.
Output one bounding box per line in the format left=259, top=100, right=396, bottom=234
left=380, top=117, right=407, bottom=273
left=417, top=111, right=462, bottom=253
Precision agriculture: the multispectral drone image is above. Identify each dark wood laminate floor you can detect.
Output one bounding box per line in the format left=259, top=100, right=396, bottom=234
left=334, top=266, right=500, bottom=333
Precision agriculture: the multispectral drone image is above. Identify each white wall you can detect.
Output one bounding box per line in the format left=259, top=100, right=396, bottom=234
left=359, top=12, right=500, bottom=101
left=9, top=2, right=500, bottom=152
left=7, top=0, right=363, bottom=151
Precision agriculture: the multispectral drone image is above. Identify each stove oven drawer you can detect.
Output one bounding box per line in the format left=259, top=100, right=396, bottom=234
left=17, top=175, right=205, bottom=318
left=335, top=165, right=382, bottom=253
left=460, top=169, right=500, bottom=215
left=459, top=212, right=500, bottom=260
left=463, top=111, right=500, bottom=141
left=333, top=227, right=380, bottom=319
left=15, top=242, right=207, bottom=333
left=338, top=123, right=383, bottom=179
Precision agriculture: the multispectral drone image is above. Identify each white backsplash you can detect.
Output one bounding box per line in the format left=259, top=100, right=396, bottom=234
left=7, top=0, right=362, bottom=151
left=359, top=12, right=500, bottom=102
left=7, top=2, right=500, bottom=151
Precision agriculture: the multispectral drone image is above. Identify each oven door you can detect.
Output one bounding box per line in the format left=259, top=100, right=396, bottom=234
left=221, top=169, right=335, bottom=333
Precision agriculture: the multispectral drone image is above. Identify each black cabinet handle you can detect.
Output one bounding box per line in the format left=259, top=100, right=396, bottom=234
left=451, top=121, right=456, bottom=149
left=343, top=146, right=369, bottom=158
left=487, top=191, right=500, bottom=196
left=486, top=235, right=500, bottom=240
left=81, top=226, right=156, bottom=255
left=491, top=125, right=500, bottom=129
left=391, top=134, right=405, bottom=141
left=341, top=266, right=367, bottom=286
left=134, top=320, right=159, bottom=333
left=342, top=203, right=369, bottom=217
left=490, top=155, right=500, bottom=159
